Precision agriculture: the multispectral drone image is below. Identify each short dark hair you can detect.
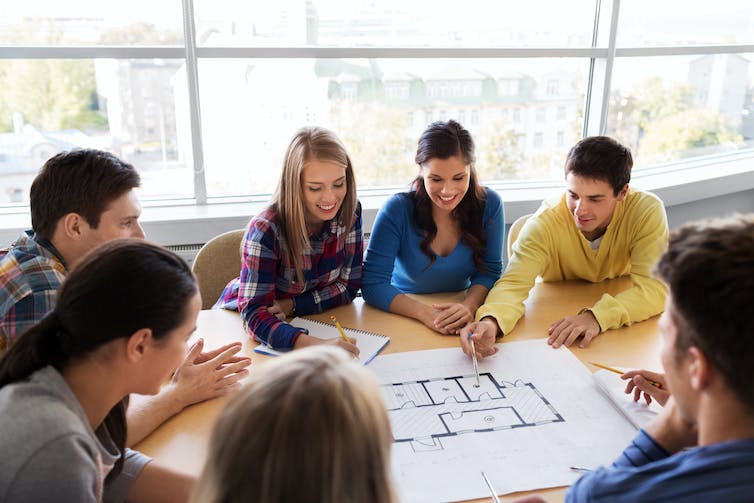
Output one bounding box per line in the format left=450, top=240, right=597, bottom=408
left=30, top=149, right=141, bottom=240
left=564, top=136, right=632, bottom=195
left=654, top=214, right=754, bottom=412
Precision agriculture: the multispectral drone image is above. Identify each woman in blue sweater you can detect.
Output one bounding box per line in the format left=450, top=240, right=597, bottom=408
left=362, top=120, right=504, bottom=334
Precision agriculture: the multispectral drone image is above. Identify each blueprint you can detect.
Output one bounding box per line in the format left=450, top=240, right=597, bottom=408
left=367, top=340, right=638, bottom=503
left=384, top=373, right=564, bottom=450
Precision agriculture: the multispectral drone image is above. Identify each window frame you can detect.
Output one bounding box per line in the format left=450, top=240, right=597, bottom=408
left=0, top=0, right=753, bottom=211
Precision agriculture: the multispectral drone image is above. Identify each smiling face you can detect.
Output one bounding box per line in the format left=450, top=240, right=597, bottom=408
left=421, top=156, right=471, bottom=214
left=565, top=173, right=627, bottom=241
left=302, top=158, right=348, bottom=229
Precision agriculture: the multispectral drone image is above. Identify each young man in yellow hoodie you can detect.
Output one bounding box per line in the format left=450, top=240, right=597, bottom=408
left=461, top=136, right=668, bottom=358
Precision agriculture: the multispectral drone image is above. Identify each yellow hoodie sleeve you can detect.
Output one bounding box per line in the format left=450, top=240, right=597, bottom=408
left=589, top=196, right=669, bottom=331
left=476, top=213, right=552, bottom=335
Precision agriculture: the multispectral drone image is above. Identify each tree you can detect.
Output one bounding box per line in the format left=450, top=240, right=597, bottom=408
left=98, top=22, right=182, bottom=45
left=328, top=101, right=415, bottom=187
left=608, top=78, right=695, bottom=153
left=477, top=119, right=524, bottom=180
left=0, top=59, right=107, bottom=132
left=639, top=109, right=742, bottom=163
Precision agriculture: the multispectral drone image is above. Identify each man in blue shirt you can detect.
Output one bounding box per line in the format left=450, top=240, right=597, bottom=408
left=567, top=215, right=754, bottom=502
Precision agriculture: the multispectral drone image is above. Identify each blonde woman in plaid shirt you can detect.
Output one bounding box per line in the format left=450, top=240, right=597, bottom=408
left=217, top=127, right=362, bottom=356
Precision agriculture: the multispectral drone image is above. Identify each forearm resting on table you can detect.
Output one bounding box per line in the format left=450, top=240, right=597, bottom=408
left=127, top=390, right=184, bottom=447
left=128, top=460, right=195, bottom=503
left=389, top=293, right=434, bottom=326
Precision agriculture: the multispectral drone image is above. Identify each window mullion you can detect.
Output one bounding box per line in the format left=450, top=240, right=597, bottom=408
left=181, top=0, right=207, bottom=204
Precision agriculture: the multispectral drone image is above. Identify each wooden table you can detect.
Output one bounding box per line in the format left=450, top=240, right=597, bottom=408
left=135, top=277, right=662, bottom=502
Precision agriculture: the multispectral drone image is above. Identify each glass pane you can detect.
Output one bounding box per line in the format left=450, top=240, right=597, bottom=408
left=606, top=54, right=754, bottom=168
left=0, top=1, right=183, bottom=45
left=196, top=0, right=596, bottom=48
left=200, top=58, right=589, bottom=197
left=0, top=59, right=194, bottom=204
left=617, top=1, right=754, bottom=46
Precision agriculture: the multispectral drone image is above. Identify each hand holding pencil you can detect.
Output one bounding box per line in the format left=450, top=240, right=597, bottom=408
left=330, top=316, right=360, bottom=359
left=589, top=362, right=669, bottom=407
left=621, top=368, right=669, bottom=406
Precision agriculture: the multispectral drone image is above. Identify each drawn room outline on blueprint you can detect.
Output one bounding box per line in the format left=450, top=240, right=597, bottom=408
left=381, top=372, right=564, bottom=451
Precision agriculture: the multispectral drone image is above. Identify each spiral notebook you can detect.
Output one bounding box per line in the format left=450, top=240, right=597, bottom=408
left=592, top=369, right=662, bottom=429
left=254, top=317, right=390, bottom=364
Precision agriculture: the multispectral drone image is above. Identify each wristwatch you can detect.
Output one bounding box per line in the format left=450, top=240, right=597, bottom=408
left=289, top=297, right=296, bottom=317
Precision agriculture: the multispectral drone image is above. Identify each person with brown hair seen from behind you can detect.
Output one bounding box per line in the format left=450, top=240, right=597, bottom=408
left=567, top=215, right=754, bottom=502
left=461, top=136, right=669, bottom=359
left=193, top=345, right=397, bottom=503
left=0, top=149, right=250, bottom=446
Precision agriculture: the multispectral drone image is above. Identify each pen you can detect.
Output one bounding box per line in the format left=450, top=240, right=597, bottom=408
left=330, top=316, right=350, bottom=343
left=480, top=471, right=500, bottom=503
left=469, top=333, right=480, bottom=387
left=588, top=361, right=662, bottom=388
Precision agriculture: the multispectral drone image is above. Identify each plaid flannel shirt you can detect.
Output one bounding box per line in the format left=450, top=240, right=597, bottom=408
left=0, top=231, right=67, bottom=353
left=216, top=202, right=363, bottom=349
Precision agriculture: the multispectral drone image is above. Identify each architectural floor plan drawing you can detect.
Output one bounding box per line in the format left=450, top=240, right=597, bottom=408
left=382, top=373, right=564, bottom=450
left=368, top=342, right=640, bottom=503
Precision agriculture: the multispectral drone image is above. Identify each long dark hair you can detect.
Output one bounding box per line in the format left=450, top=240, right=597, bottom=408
left=0, top=239, right=197, bottom=480
left=411, top=120, right=487, bottom=271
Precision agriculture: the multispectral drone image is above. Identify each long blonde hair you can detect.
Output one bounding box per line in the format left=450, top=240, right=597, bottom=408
left=272, top=126, right=357, bottom=283
left=192, top=346, right=397, bottom=503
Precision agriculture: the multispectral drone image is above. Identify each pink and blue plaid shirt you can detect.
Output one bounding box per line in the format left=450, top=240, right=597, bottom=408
left=0, top=231, right=67, bottom=353
left=215, top=203, right=363, bottom=349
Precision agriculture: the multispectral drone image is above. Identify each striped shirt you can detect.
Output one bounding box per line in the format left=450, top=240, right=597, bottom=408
left=0, top=231, right=67, bottom=353
left=566, top=429, right=754, bottom=502
left=215, top=203, right=363, bottom=349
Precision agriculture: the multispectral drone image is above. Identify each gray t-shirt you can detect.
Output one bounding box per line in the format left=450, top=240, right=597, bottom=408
left=0, top=366, right=151, bottom=502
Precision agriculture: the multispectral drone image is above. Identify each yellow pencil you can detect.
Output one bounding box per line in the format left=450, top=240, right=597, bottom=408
left=589, top=361, right=662, bottom=388
left=330, top=316, right=350, bottom=343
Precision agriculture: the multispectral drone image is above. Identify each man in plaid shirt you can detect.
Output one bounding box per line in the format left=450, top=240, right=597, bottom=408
left=0, top=150, right=145, bottom=349
left=0, top=149, right=250, bottom=445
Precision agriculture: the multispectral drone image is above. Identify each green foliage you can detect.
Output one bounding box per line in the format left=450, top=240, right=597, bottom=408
left=329, top=101, right=415, bottom=187
left=609, top=77, right=741, bottom=162
left=477, top=119, right=524, bottom=179
left=0, top=59, right=108, bottom=133
left=97, top=22, right=182, bottom=45
left=640, top=109, right=743, bottom=162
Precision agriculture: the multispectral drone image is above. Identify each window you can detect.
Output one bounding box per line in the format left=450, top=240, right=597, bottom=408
left=546, top=79, right=559, bottom=96
left=1, top=0, right=752, bottom=206
left=0, top=58, right=193, bottom=203
left=534, top=132, right=544, bottom=149
left=498, top=79, right=520, bottom=97
left=607, top=53, right=754, bottom=169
